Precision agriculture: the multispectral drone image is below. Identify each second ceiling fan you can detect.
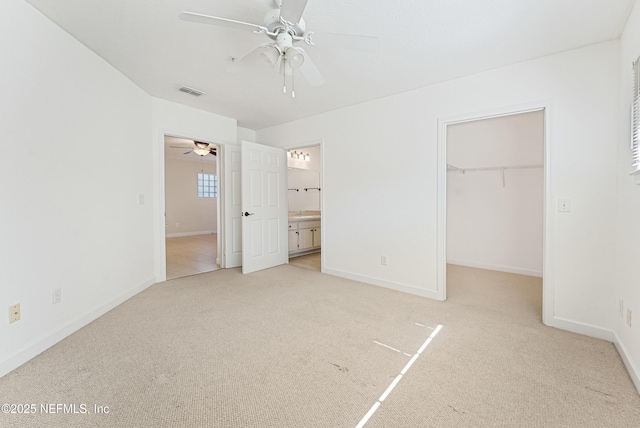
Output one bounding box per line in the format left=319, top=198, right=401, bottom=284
left=179, top=0, right=380, bottom=96
left=170, top=141, right=217, bottom=157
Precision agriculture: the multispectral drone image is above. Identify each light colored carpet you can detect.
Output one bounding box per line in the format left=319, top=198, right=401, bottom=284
left=0, top=265, right=638, bottom=427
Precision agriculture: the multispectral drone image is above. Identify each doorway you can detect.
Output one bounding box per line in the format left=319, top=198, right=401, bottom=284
left=286, top=143, right=322, bottom=272
left=437, top=102, right=553, bottom=324
left=164, top=136, right=220, bottom=279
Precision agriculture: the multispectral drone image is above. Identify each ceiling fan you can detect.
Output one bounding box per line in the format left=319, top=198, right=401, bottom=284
left=179, top=0, right=380, bottom=97
left=170, top=141, right=217, bottom=157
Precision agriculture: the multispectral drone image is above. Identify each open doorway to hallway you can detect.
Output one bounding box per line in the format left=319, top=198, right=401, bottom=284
left=164, top=136, right=220, bottom=279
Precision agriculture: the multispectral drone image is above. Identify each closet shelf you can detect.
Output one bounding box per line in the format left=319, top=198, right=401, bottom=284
left=447, top=163, right=543, bottom=173
left=447, top=163, right=543, bottom=187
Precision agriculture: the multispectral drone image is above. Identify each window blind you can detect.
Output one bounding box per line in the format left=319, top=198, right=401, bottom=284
left=632, top=58, right=640, bottom=174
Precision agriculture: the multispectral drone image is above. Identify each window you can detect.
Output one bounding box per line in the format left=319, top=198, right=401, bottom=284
left=198, top=173, right=218, bottom=198
left=632, top=57, right=640, bottom=174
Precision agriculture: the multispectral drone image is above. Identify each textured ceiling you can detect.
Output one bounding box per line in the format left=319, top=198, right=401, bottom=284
left=23, top=0, right=635, bottom=130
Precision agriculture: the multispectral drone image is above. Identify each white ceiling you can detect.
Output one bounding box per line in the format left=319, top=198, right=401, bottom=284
left=24, top=0, right=635, bottom=130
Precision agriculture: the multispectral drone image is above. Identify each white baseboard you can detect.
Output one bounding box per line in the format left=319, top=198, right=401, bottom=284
left=447, top=259, right=542, bottom=277
left=166, top=230, right=216, bottom=238
left=322, top=267, right=443, bottom=301
left=613, top=332, right=640, bottom=394
left=0, top=277, right=156, bottom=379
left=544, top=316, right=639, bottom=393
left=548, top=316, right=614, bottom=342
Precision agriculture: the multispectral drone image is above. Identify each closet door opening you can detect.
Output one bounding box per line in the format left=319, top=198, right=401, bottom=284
left=445, top=110, right=545, bottom=319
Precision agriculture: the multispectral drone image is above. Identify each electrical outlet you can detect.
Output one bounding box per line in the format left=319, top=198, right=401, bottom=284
left=381, top=255, right=388, bottom=265
left=138, top=194, right=145, bottom=205
left=9, top=304, right=20, bottom=323
left=627, top=308, right=633, bottom=327
left=176, top=222, right=180, bottom=228
left=52, top=288, right=62, bottom=305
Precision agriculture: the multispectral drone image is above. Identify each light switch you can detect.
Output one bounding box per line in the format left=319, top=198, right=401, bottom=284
left=558, top=198, right=571, bottom=213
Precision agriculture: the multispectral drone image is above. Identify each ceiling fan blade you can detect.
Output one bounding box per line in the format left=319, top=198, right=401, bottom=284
left=298, top=49, right=324, bottom=87
left=179, top=12, right=267, bottom=33
left=227, top=44, right=277, bottom=74
left=310, top=32, right=380, bottom=53
left=279, top=0, right=308, bottom=24
left=183, top=150, right=194, bottom=155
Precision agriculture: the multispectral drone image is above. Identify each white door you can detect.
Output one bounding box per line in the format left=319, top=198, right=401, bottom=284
left=241, top=141, right=288, bottom=274
left=222, top=144, right=243, bottom=268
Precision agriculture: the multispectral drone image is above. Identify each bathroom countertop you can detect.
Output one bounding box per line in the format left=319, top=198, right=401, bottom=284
left=288, top=215, right=320, bottom=221
left=288, top=212, right=321, bottom=221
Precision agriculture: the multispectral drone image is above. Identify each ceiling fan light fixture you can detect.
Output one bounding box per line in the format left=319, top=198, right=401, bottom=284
left=194, top=148, right=210, bottom=156
left=260, top=46, right=281, bottom=67
left=285, top=47, right=305, bottom=69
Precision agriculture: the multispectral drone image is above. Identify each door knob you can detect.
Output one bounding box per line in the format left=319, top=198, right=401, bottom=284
left=243, top=211, right=255, bottom=216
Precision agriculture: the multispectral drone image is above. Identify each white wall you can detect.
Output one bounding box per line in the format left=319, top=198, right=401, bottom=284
left=0, top=0, right=154, bottom=377
left=238, top=127, right=256, bottom=142
left=151, top=98, right=237, bottom=280
left=615, top=0, right=640, bottom=391
left=447, top=112, right=544, bottom=277
left=288, top=169, right=321, bottom=212
left=258, top=41, right=619, bottom=334
left=165, top=157, right=218, bottom=237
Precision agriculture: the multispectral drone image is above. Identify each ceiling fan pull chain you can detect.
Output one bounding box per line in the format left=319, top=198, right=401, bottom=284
left=292, top=69, right=296, bottom=98
left=283, top=61, right=287, bottom=94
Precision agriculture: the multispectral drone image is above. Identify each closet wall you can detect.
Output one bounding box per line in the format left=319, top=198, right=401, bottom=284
left=447, top=111, right=544, bottom=277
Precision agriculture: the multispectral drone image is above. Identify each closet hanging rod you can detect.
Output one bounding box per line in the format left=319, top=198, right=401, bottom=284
left=447, top=164, right=543, bottom=173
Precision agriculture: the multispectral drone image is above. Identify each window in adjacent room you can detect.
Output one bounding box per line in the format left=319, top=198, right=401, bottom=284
left=197, top=173, right=218, bottom=198
left=631, top=57, right=640, bottom=174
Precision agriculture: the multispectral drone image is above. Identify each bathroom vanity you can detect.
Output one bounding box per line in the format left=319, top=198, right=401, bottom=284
left=288, top=211, right=321, bottom=257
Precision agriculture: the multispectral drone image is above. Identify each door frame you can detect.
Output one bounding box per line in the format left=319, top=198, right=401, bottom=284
left=283, top=139, right=324, bottom=272
left=436, top=100, right=554, bottom=325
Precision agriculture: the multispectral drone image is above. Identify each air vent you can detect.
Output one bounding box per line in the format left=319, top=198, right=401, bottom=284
left=179, top=86, right=206, bottom=97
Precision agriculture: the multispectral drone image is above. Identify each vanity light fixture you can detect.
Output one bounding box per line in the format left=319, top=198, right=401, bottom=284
left=286, top=150, right=310, bottom=161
